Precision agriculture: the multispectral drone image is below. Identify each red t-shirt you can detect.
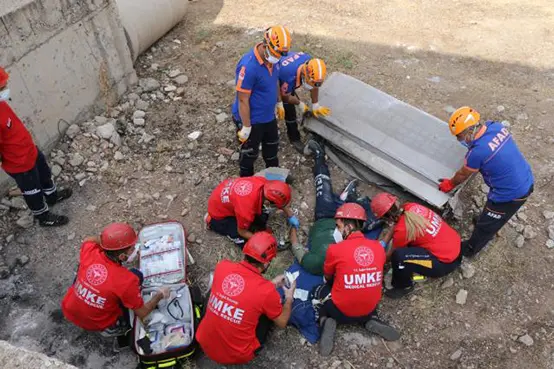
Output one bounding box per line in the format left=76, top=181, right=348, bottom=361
left=195, top=260, right=283, bottom=365
left=61, top=241, right=144, bottom=331
left=207, top=177, right=267, bottom=230
left=0, top=101, right=38, bottom=173
left=392, top=203, right=461, bottom=263
left=323, top=232, right=385, bottom=317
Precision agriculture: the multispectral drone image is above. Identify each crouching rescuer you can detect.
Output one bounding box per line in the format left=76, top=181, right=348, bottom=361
left=61, top=223, right=170, bottom=336
left=315, top=203, right=400, bottom=357
left=195, top=232, right=295, bottom=365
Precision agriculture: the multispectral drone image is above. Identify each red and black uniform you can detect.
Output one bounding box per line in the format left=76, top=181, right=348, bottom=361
left=196, top=260, right=283, bottom=365
left=390, top=203, right=462, bottom=288
left=61, top=241, right=144, bottom=331
left=315, top=231, right=385, bottom=324
left=207, top=176, right=268, bottom=247
left=0, top=101, right=57, bottom=217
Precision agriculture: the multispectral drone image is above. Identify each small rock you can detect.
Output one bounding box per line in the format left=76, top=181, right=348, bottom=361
left=231, top=152, right=240, bottom=161
left=150, top=63, right=159, bottom=71
left=164, top=85, right=177, bottom=92
left=496, top=105, right=505, bottom=113
left=133, top=110, right=146, bottom=119
left=94, top=116, right=108, bottom=125
left=226, top=79, right=235, bottom=87
left=86, top=205, right=97, bottom=211
left=65, top=124, right=81, bottom=138
left=516, top=113, right=528, bottom=121
left=218, top=147, right=234, bottom=156
left=217, top=155, right=227, bottom=163
left=460, top=263, right=476, bottom=279
left=427, top=76, right=441, bottom=83
left=517, top=334, right=533, bottom=346
left=16, top=255, right=30, bottom=266
left=16, top=214, right=34, bottom=229
left=174, top=75, right=189, bottom=85
left=517, top=212, right=528, bottom=222
left=548, top=224, right=554, bottom=240
left=69, top=153, right=84, bottom=167
left=215, top=41, right=224, bottom=48
left=74, top=173, right=86, bottom=181
left=300, top=202, right=309, bottom=210
left=480, top=184, right=489, bottom=194
left=187, top=131, right=202, bottom=140
left=5, top=234, right=14, bottom=243
left=127, top=92, right=139, bottom=101
left=514, top=223, right=525, bottom=233
left=456, top=289, right=468, bottom=305
left=53, top=156, right=66, bottom=166
left=10, top=197, right=28, bottom=210
left=444, top=105, right=456, bottom=114
left=523, top=225, right=537, bottom=239
left=152, top=192, right=160, bottom=200
left=181, top=209, right=189, bottom=217
left=139, top=77, right=161, bottom=92
left=135, top=99, right=150, bottom=111
left=110, top=131, right=121, bottom=147
left=133, top=118, right=145, bottom=126
left=144, top=161, right=153, bottom=171
left=546, top=239, right=554, bottom=249
left=509, top=347, right=517, bottom=354
left=543, top=210, right=554, bottom=220
left=187, top=233, right=196, bottom=243
left=441, top=276, right=454, bottom=289
left=196, top=239, right=202, bottom=244
left=515, top=235, right=525, bottom=248
left=501, top=120, right=511, bottom=128
left=450, top=349, right=462, bottom=361
left=215, top=112, right=229, bottom=124
left=168, top=69, right=182, bottom=78
left=96, top=122, right=115, bottom=139
left=114, top=152, right=124, bottom=161
left=67, top=232, right=76, bottom=241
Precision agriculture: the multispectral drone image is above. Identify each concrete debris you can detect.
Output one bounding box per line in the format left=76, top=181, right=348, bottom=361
left=441, top=276, right=455, bottom=289
left=181, top=208, right=189, bottom=217
left=215, top=112, right=229, bottom=124
left=96, top=122, right=115, bottom=139
left=134, top=118, right=146, bottom=126
left=135, top=99, right=150, bottom=111
left=86, top=205, right=97, bottom=211
left=16, top=214, right=34, bottom=229
left=94, top=116, right=108, bottom=125
left=0, top=340, right=78, bottom=368
left=456, top=289, right=468, bottom=305
left=69, top=153, right=84, bottom=167
left=231, top=152, right=240, bottom=161
left=548, top=224, right=554, bottom=240
left=164, top=85, right=177, bottom=92
left=516, top=112, right=529, bottom=121
left=546, top=239, right=554, bottom=249
left=16, top=255, right=30, bottom=266
left=10, top=197, right=28, bottom=210
left=517, top=334, right=534, bottom=346
left=74, top=173, right=86, bottom=181
left=515, top=235, right=525, bottom=248
left=187, top=131, right=202, bottom=140
left=517, top=212, right=528, bottom=222
left=444, top=105, right=456, bottom=114
left=152, top=192, right=160, bottom=200
left=187, top=233, right=196, bottom=243
left=110, top=131, right=122, bottom=146
left=168, top=69, right=182, bottom=78
left=150, top=63, right=159, bottom=71
left=543, top=210, right=554, bottom=220
left=502, top=120, right=511, bottom=128
left=139, top=133, right=155, bottom=144
left=53, top=156, right=66, bottom=166
left=144, top=160, right=153, bottom=171
left=496, top=105, right=505, bottom=112
left=460, top=263, right=476, bottom=279
left=127, top=92, right=139, bottom=101
left=514, top=223, right=525, bottom=233
left=217, top=155, right=227, bottom=163
left=174, top=75, right=189, bottom=85
left=65, top=124, right=81, bottom=138
left=427, top=76, right=441, bottom=83
left=226, top=79, right=235, bottom=87
left=139, top=77, right=161, bottom=92
left=133, top=110, right=146, bottom=119
left=523, top=225, right=537, bottom=239
left=67, top=232, right=76, bottom=241
left=114, top=152, right=124, bottom=161
left=450, top=348, right=462, bottom=361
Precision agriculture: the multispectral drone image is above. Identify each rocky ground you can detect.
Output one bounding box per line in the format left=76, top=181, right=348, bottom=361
left=0, top=0, right=553, bottom=368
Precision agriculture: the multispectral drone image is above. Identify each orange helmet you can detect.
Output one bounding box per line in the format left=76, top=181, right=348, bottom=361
left=263, top=26, right=291, bottom=58
left=371, top=192, right=398, bottom=219
left=243, top=231, right=278, bottom=264
left=302, top=58, right=327, bottom=87
left=448, top=106, right=480, bottom=136
left=335, top=203, right=368, bottom=222
left=100, top=223, right=138, bottom=251
left=0, top=67, right=9, bottom=88
left=263, top=181, right=291, bottom=209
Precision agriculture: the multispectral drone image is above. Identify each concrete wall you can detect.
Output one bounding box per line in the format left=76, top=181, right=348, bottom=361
left=0, top=0, right=137, bottom=186
left=0, top=340, right=78, bottom=368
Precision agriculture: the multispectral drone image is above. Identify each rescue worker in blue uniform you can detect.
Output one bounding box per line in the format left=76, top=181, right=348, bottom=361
left=278, top=53, right=331, bottom=152
left=438, top=106, right=534, bottom=257
left=232, top=26, right=292, bottom=177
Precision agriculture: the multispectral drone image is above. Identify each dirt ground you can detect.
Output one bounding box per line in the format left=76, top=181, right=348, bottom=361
left=1, top=0, right=553, bottom=368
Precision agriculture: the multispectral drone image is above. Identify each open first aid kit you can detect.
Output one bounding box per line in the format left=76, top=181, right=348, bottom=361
left=130, top=221, right=202, bottom=369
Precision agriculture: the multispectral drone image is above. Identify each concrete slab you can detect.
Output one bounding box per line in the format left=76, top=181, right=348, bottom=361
left=305, top=72, right=466, bottom=208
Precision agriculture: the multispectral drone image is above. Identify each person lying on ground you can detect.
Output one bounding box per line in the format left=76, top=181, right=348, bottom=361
left=372, top=192, right=462, bottom=299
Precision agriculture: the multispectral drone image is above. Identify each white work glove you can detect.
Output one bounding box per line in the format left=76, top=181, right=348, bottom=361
left=237, top=125, right=252, bottom=143
left=312, top=102, right=331, bottom=118
left=276, top=101, right=285, bottom=120
left=298, top=101, right=310, bottom=114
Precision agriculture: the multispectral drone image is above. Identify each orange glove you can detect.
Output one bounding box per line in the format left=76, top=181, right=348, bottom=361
left=438, top=178, right=455, bottom=193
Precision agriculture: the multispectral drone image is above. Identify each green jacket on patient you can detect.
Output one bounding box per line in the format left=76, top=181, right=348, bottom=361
left=292, top=218, right=336, bottom=276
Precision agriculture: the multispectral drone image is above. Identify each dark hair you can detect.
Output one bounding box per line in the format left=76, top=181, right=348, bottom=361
left=104, top=247, right=131, bottom=263
left=244, top=255, right=265, bottom=268
left=343, top=218, right=364, bottom=231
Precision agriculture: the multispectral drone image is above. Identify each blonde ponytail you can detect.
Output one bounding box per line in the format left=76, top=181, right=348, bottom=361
left=403, top=210, right=431, bottom=242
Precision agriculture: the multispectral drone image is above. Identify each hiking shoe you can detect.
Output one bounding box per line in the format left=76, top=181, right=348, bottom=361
left=384, top=285, right=415, bottom=299
left=365, top=317, right=401, bottom=341
left=38, top=212, right=69, bottom=227
left=291, top=140, right=305, bottom=154
left=319, top=317, right=337, bottom=356
left=304, top=138, right=324, bottom=158
left=461, top=240, right=476, bottom=257
left=46, top=187, right=73, bottom=205
left=339, top=179, right=358, bottom=202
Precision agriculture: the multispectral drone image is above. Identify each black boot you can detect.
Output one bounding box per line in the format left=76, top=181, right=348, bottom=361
left=37, top=212, right=69, bottom=227
left=319, top=317, right=336, bottom=356
left=291, top=140, right=305, bottom=154
left=46, top=188, right=73, bottom=206
left=339, top=179, right=358, bottom=202
left=305, top=138, right=324, bottom=159
left=365, top=317, right=401, bottom=341
left=461, top=240, right=476, bottom=257
left=384, top=285, right=415, bottom=299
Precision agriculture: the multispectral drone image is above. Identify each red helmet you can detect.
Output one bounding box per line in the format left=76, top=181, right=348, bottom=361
left=263, top=181, right=291, bottom=209
left=100, top=223, right=138, bottom=251
left=0, top=67, right=9, bottom=88
left=371, top=192, right=398, bottom=218
left=335, top=203, right=367, bottom=222
left=243, top=231, right=277, bottom=264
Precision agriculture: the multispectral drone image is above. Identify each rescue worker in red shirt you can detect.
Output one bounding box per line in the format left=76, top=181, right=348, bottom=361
left=196, top=231, right=295, bottom=365
left=205, top=177, right=299, bottom=247
left=315, top=203, right=400, bottom=356
left=0, top=67, right=71, bottom=226
left=61, top=223, right=170, bottom=336
left=371, top=192, right=463, bottom=299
